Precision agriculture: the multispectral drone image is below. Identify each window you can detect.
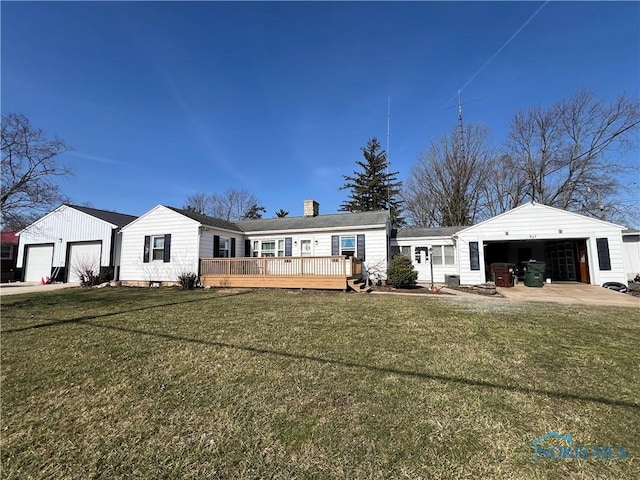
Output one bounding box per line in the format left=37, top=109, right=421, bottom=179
left=340, top=236, right=356, bottom=257
left=414, top=246, right=429, bottom=264
left=432, top=246, right=443, bottom=265
left=152, top=236, right=165, bottom=261
left=218, top=238, right=230, bottom=258
left=596, top=238, right=611, bottom=271
left=261, top=240, right=276, bottom=257
left=1, top=244, right=12, bottom=260
left=444, top=245, right=455, bottom=265
left=252, top=241, right=259, bottom=257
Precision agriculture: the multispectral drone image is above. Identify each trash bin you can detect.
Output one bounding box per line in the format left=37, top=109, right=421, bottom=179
left=445, top=274, right=460, bottom=287
left=491, top=263, right=515, bottom=288
left=524, top=261, right=546, bottom=287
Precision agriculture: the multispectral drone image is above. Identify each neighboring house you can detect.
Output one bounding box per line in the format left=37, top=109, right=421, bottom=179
left=622, top=228, right=640, bottom=281
left=16, top=204, right=137, bottom=283
left=119, top=200, right=390, bottom=289
left=1, top=231, right=19, bottom=283
left=453, top=203, right=628, bottom=286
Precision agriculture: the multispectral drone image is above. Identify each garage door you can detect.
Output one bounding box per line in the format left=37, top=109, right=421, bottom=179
left=68, top=242, right=102, bottom=283
left=24, top=245, right=54, bottom=282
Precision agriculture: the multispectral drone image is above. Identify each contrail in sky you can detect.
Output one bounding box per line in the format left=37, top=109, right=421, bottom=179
left=398, top=1, right=549, bottom=153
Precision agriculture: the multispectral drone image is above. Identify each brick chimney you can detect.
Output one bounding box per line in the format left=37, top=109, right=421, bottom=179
left=303, top=199, right=319, bottom=217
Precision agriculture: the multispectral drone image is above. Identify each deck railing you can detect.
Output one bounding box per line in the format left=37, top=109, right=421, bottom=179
left=200, top=256, right=362, bottom=278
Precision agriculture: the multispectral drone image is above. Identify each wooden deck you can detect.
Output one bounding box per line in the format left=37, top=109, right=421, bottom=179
left=200, top=256, right=362, bottom=290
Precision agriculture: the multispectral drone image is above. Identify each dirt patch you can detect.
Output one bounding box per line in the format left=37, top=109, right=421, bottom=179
left=373, top=285, right=453, bottom=295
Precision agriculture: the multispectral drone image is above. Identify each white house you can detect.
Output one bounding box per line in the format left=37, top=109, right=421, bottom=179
left=622, top=229, right=640, bottom=281
left=453, top=202, right=628, bottom=286
left=16, top=204, right=137, bottom=283
left=118, top=205, right=246, bottom=285
left=118, top=200, right=391, bottom=287
left=390, top=227, right=461, bottom=284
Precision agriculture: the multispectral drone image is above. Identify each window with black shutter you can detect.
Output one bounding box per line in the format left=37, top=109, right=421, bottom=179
left=596, top=238, right=611, bottom=271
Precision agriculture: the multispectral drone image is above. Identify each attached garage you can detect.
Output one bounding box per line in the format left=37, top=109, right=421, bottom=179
left=24, top=244, right=54, bottom=282
left=67, top=242, right=102, bottom=282
left=455, top=203, right=628, bottom=287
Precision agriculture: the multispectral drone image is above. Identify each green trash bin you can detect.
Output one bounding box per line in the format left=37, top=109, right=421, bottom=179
left=524, top=262, right=546, bottom=287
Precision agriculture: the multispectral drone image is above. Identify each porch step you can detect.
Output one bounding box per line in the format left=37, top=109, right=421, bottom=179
left=347, top=278, right=372, bottom=293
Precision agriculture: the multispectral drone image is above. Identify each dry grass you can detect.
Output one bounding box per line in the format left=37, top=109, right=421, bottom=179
left=1, top=287, right=639, bottom=479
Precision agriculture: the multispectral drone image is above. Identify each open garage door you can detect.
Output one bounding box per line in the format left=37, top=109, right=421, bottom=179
left=68, top=242, right=102, bottom=283
left=24, top=244, right=53, bottom=282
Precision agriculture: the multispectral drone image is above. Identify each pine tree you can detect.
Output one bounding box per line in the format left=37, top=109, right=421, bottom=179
left=340, top=137, right=404, bottom=227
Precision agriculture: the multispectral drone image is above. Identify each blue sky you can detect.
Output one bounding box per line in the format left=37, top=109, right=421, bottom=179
left=2, top=1, right=639, bottom=219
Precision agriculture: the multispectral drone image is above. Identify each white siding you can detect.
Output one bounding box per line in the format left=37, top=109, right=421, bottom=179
left=456, top=203, right=627, bottom=286
left=119, top=206, right=201, bottom=283
left=17, top=205, right=115, bottom=269
left=246, top=227, right=389, bottom=279
left=623, top=234, right=640, bottom=281
left=199, top=229, right=245, bottom=259
left=392, top=237, right=457, bottom=283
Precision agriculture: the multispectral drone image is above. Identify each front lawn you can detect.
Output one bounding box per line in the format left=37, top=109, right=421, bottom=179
left=1, top=287, right=638, bottom=479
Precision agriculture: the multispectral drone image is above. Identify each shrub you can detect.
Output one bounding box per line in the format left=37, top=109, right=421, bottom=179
left=387, top=254, right=418, bottom=288
left=178, top=272, right=198, bottom=290
left=72, top=260, right=103, bottom=287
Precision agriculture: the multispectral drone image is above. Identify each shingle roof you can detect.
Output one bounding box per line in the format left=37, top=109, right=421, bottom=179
left=68, top=204, right=137, bottom=227
left=235, top=210, right=390, bottom=233
left=394, top=226, right=464, bottom=238
left=165, top=207, right=244, bottom=232
left=623, top=228, right=640, bottom=235
left=0, top=231, right=19, bottom=244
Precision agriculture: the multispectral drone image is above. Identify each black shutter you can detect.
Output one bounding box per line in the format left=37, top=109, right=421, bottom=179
left=245, top=239, right=251, bottom=257
left=285, top=237, right=292, bottom=256
left=163, top=234, right=171, bottom=263
left=596, top=238, right=611, bottom=271
left=469, top=241, right=480, bottom=270
left=357, top=234, right=366, bottom=261
left=143, top=236, right=150, bottom=263
left=331, top=235, right=339, bottom=256
left=213, top=235, right=220, bottom=258
left=230, top=238, right=236, bottom=257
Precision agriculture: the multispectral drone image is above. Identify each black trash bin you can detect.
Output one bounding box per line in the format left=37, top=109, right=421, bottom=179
left=524, top=261, right=546, bottom=287
left=491, top=263, right=515, bottom=288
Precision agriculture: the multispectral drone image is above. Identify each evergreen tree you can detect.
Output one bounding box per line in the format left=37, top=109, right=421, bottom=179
left=340, top=137, right=404, bottom=227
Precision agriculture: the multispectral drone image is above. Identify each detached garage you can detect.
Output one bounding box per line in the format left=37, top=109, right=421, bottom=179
left=16, top=204, right=137, bottom=283
left=455, top=202, right=628, bottom=287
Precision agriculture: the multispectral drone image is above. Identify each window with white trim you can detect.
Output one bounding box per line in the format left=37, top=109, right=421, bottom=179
left=152, top=236, right=165, bottom=261
left=254, top=239, right=285, bottom=257
left=444, top=245, right=455, bottom=265
left=218, top=238, right=230, bottom=258
left=340, top=236, right=356, bottom=257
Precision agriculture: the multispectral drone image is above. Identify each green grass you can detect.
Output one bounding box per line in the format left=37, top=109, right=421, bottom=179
left=1, top=287, right=639, bottom=479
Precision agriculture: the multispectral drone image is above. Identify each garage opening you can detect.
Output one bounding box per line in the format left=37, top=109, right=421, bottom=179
left=24, top=244, right=54, bottom=282
left=483, top=239, right=590, bottom=283
left=67, top=242, right=102, bottom=283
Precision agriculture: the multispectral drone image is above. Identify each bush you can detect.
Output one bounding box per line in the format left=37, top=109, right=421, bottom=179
left=178, top=272, right=198, bottom=290
left=387, top=254, right=418, bottom=288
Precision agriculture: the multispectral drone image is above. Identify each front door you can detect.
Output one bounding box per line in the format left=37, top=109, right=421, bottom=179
left=300, top=239, right=313, bottom=256
left=577, top=240, right=590, bottom=283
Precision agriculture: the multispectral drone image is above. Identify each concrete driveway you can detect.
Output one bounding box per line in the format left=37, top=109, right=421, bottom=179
left=0, top=282, right=80, bottom=297
left=497, top=282, right=639, bottom=307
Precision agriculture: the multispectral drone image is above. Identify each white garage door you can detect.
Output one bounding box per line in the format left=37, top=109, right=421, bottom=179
left=68, top=242, right=102, bottom=283
left=24, top=245, right=54, bottom=282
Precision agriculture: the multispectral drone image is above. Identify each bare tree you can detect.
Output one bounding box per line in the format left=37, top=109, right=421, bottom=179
left=183, top=192, right=211, bottom=215
left=507, top=90, right=639, bottom=220
left=1, top=113, right=72, bottom=229
left=403, top=123, right=495, bottom=227
left=183, top=188, right=265, bottom=221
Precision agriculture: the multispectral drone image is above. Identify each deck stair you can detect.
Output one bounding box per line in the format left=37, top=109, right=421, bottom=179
left=347, top=278, right=372, bottom=293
